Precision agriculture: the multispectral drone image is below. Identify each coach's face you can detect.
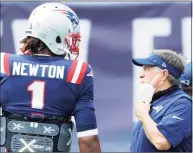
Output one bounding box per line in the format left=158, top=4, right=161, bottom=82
left=140, top=65, right=159, bottom=84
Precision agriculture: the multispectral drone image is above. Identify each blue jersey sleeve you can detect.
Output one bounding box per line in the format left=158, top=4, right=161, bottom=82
left=0, top=77, right=7, bottom=107
left=157, top=98, right=192, bottom=147
left=0, top=52, right=10, bottom=106
left=73, top=64, right=98, bottom=134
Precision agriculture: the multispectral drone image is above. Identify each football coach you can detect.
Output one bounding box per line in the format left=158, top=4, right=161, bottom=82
left=130, top=49, right=192, bottom=152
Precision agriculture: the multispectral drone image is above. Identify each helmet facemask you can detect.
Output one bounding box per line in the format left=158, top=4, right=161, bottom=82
left=65, top=32, right=81, bottom=60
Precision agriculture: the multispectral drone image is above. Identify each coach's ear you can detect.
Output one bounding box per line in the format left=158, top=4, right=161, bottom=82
left=160, top=69, right=169, bottom=81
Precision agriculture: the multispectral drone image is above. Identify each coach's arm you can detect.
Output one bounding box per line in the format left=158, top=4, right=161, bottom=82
left=140, top=113, right=171, bottom=150
left=136, top=99, right=191, bottom=151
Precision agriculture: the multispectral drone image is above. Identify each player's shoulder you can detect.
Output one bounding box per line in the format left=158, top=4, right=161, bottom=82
left=0, top=52, right=18, bottom=56
left=0, top=52, right=13, bottom=59
left=0, top=52, right=18, bottom=77
left=0, top=52, right=21, bottom=68
left=66, top=59, right=94, bottom=85
left=0, top=52, right=24, bottom=61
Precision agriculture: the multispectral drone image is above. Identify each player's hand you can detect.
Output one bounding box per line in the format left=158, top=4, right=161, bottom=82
left=135, top=101, right=150, bottom=121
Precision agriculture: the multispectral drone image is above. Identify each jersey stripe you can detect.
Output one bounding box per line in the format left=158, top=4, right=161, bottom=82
left=76, top=62, right=88, bottom=84
left=0, top=53, right=10, bottom=76
left=67, top=60, right=88, bottom=84
left=77, top=129, right=98, bottom=138
left=67, top=60, right=78, bottom=82
left=4, top=53, right=10, bottom=76
left=71, top=61, right=83, bottom=84
left=0, top=53, right=5, bottom=74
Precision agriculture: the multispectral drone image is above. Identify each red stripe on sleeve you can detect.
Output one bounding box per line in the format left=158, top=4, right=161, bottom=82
left=4, top=53, right=10, bottom=76
left=76, top=62, right=88, bottom=84
left=67, top=60, right=78, bottom=82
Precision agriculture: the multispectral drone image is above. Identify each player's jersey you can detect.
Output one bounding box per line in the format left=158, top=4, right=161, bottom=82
left=0, top=52, right=97, bottom=135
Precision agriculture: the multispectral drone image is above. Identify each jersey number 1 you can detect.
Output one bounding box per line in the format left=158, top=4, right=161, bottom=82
left=27, top=81, right=46, bottom=109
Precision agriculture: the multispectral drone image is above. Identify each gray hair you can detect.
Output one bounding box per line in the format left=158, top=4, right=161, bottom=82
left=152, top=49, right=186, bottom=86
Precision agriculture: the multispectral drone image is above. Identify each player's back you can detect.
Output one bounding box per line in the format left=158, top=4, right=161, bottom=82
left=0, top=53, right=89, bottom=118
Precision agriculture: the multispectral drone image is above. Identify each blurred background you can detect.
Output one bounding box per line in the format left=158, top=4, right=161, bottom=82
left=0, top=1, right=192, bottom=152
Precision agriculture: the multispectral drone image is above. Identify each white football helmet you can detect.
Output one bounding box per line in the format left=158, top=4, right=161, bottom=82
left=25, top=3, right=81, bottom=58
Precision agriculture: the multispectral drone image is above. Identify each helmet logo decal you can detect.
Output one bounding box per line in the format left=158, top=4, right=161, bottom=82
left=53, top=9, right=79, bottom=30
left=66, top=11, right=79, bottom=30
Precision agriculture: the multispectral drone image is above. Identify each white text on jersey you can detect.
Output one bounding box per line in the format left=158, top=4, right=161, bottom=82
left=12, top=62, right=65, bottom=79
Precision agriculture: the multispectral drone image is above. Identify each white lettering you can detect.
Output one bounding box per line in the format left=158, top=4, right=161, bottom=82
left=29, top=64, right=39, bottom=76
left=12, top=62, right=21, bottom=75
left=39, top=65, right=49, bottom=77
left=20, top=63, right=29, bottom=76
left=56, top=66, right=65, bottom=79
left=11, top=62, right=65, bottom=79
left=48, top=65, right=56, bottom=78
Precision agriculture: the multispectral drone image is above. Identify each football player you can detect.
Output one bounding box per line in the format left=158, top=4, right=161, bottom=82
left=0, top=3, right=101, bottom=152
